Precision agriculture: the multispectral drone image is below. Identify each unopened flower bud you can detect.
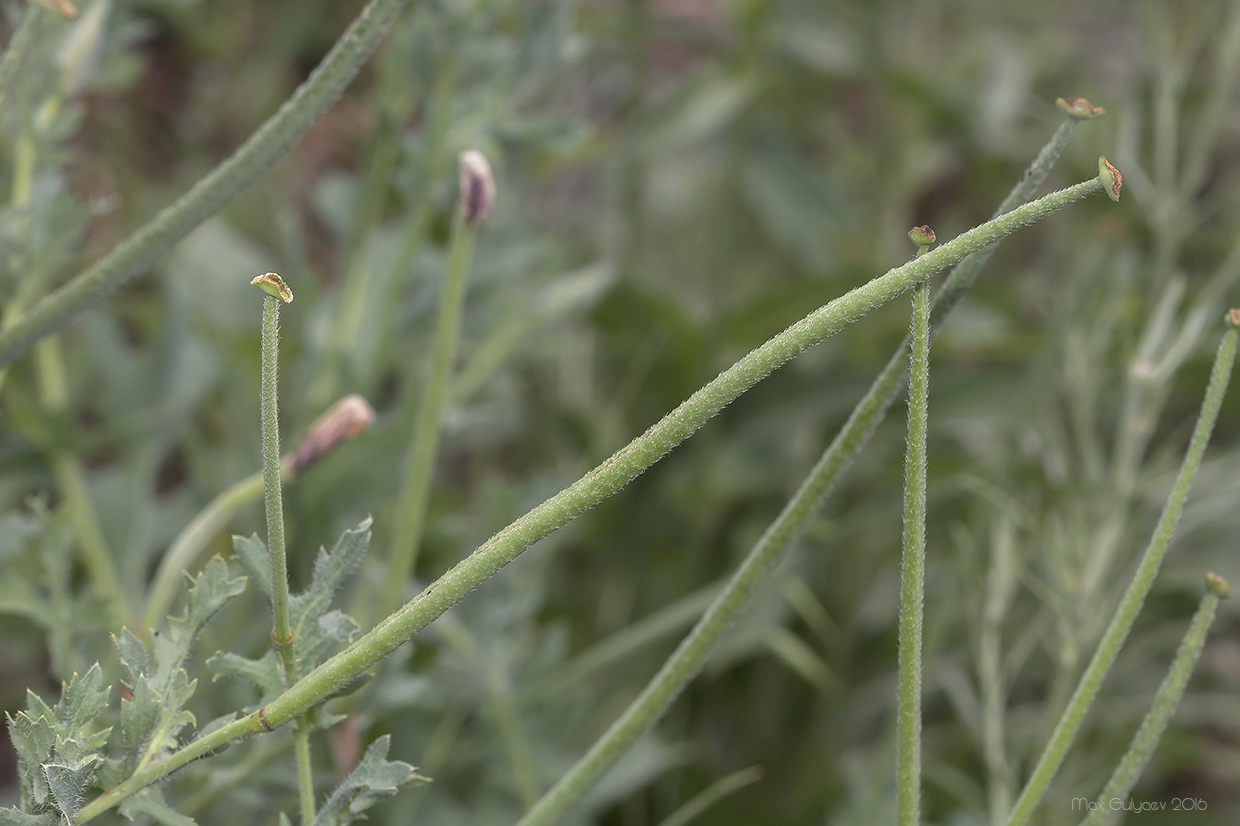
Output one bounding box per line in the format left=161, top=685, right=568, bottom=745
left=1097, top=156, right=1122, bottom=202
left=1055, top=97, right=1106, bottom=120
left=284, top=394, right=376, bottom=477
left=458, top=150, right=495, bottom=229
left=908, top=225, right=935, bottom=252
left=33, top=0, right=79, bottom=20
left=1227, top=308, right=1240, bottom=328
left=1206, top=572, right=1232, bottom=599
left=251, top=272, right=293, bottom=303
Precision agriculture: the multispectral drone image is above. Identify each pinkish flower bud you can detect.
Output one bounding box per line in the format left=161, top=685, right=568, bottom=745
left=284, top=394, right=376, bottom=477
left=458, top=150, right=495, bottom=229
left=32, top=0, right=78, bottom=20
left=1055, top=97, right=1106, bottom=119
left=1227, top=308, right=1240, bottom=328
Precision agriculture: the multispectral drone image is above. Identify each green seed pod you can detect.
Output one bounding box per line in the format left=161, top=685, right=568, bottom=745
left=1097, top=156, right=1122, bottom=202
left=1206, top=572, right=1232, bottom=599
left=908, top=225, right=935, bottom=251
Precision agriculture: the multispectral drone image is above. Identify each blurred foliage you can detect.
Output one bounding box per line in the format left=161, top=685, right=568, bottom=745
left=2, top=0, right=1240, bottom=824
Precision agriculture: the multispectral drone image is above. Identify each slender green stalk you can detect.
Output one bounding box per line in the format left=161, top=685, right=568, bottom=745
left=379, top=211, right=477, bottom=621
left=0, top=0, right=412, bottom=370
left=897, top=236, right=932, bottom=826
left=259, top=292, right=293, bottom=649
left=980, top=520, right=1018, bottom=825
left=488, top=666, right=542, bottom=809
left=264, top=176, right=1104, bottom=731
left=74, top=714, right=266, bottom=823
left=0, top=4, right=43, bottom=110
left=51, top=455, right=130, bottom=630
left=1004, top=319, right=1237, bottom=826
left=253, top=275, right=315, bottom=823
left=294, top=719, right=315, bottom=824
left=34, top=335, right=131, bottom=632
left=654, top=767, right=764, bottom=826
left=71, top=173, right=1107, bottom=821
left=524, top=581, right=723, bottom=699
left=1079, top=574, right=1229, bottom=826
left=932, top=116, right=1080, bottom=330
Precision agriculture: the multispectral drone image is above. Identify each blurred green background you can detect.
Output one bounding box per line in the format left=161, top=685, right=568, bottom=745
left=2, top=0, right=1240, bottom=824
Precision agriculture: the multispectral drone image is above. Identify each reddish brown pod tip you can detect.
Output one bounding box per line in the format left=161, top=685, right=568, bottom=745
left=1056, top=97, right=1106, bottom=119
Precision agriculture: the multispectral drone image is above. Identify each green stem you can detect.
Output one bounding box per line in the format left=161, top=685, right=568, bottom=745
left=71, top=174, right=1105, bottom=821
left=0, top=0, right=412, bottom=370
left=74, top=714, right=266, bottom=823
left=294, top=719, right=315, bottom=824
left=897, top=277, right=931, bottom=826
left=1004, top=322, right=1237, bottom=826
left=0, top=4, right=42, bottom=110
left=931, top=119, right=1078, bottom=330
left=488, top=666, right=542, bottom=809
left=34, top=336, right=131, bottom=631
left=257, top=292, right=314, bottom=821
left=378, top=215, right=476, bottom=620
left=1078, top=577, right=1226, bottom=826
left=260, top=294, right=293, bottom=648
left=654, top=766, right=764, bottom=826
left=51, top=454, right=131, bottom=631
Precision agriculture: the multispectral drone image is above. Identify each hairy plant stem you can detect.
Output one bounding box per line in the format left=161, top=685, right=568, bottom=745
left=1079, top=579, right=1226, bottom=826
left=260, top=295, right=293, bottom=650
left=897, top=273, right=931, bottom=826
left=379, top=214, right=476, bottom=621
left=0, top=4, right=42, bottom=110
left=1004, top=322, right=1237, bottom=826
left=72, top=174, right=1105, bottom=821
left=0, top=0, right=412, bottom=370
left=655, top=766, right=764, bottom=826
left=257, top=292, right=313, bottom=823
left=514, top=120, right=1089, bottom=825
left=16, top=106, right=131, bottom=630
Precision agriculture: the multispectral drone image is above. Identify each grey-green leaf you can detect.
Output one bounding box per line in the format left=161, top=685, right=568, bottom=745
left=44, top=756, right=100, bottom=819
left=0, top=808, right=58, bottom=826
left=114, top=628, right=151, bottom=679
left=207, top=650, right=285, bottom=702
left=310, top=735, right=424, bottom=826
left=62, top=664, right=108, bottom=732
left=232, top=533, right=272, bottom=599
left=118, top=787, right=198, bottom=826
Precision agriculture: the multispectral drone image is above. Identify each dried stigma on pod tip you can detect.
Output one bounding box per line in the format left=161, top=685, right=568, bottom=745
left=1206, top=572, right=1232, bottom=600
left=458, top=149, right=495, bottom=228
left=1098, top=156, right=1122, bottom=202
left=1228, top=308, right=1240, bottom=328
left=251, top=272, right=293, bottom=303
left=908, top=225, right=936, bottom=250
left=1055, top=97, right=1106, bottom=119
